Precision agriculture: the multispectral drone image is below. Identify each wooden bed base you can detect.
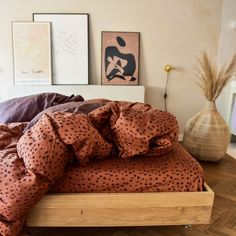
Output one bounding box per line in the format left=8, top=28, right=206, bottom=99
left=26, top=183, right=214, bottom=227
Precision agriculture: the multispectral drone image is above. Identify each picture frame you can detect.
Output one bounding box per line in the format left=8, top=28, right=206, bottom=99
left=101, top=31, right=140, bottom=85
left=33, top=13, right=89, bottom=85
left=12, top=22, right=52, bottom=85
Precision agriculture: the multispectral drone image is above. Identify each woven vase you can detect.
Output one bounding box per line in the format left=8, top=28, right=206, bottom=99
left=183, top=101, right=230, bottom=161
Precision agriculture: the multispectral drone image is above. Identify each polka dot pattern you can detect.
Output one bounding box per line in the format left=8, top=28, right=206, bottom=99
left=0, top=218, right=24, bottom=236
left=17, top=114, right=70, bottom=181
left=0, top=101, right=180, bottom=235
left=0, top=123, right=30, bottom=236
left=47, top=112, right=113, bottom=165
left=50, top=143, right=204, bottom=193
left=110, top=102, right=179, bottom=158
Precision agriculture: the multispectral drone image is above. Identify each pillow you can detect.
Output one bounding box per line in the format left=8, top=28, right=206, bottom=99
left=24, top=101, right=107, bottom=131
left=0, top=93, right=84, bottom=123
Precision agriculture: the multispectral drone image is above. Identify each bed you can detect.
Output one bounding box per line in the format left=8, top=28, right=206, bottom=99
left=27, top=145, right=214, bottom=227
left=0, top=86, right=214, bottom=236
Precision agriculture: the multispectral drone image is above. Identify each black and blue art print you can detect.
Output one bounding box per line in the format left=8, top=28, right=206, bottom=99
left=102, top=32, right=139, bottom=85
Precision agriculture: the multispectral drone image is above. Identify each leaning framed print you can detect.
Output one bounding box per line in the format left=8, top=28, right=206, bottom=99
left=12, top=22, right=52, bottom=85
left=33, top=13, right=89, bottom=84
left=101, top=31, right=140, bottom=85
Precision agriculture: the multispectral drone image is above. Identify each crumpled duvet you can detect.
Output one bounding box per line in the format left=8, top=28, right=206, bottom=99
left=0, top=101, right=178, bottom=236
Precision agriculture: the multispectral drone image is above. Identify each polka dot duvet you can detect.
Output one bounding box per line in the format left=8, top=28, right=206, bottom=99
left=0, top=101, right=203, bottom=236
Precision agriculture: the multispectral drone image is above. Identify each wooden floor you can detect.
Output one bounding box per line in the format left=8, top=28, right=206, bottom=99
left=29, top=155, right=236, bottom=236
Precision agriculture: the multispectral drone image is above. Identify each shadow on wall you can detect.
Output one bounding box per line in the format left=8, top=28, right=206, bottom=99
left=144, top=65, right=186, bottom=110
left=145, top=86, right=165, bottom=111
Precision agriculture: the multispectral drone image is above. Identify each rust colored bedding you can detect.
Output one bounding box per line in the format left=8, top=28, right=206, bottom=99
left=0, top=101, right=180, bottom=236
left=50, top=143, right=203, bottom=193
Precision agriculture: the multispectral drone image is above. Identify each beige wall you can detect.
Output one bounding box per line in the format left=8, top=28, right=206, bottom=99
left=217, top=0, right=236, bottom=128
left=218, top=0, right=236, bottom=66
left=0, top=0, right=223, bottom=134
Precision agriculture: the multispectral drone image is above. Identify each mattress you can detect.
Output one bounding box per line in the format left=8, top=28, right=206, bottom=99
left=50, top=143, right=204, bottom=193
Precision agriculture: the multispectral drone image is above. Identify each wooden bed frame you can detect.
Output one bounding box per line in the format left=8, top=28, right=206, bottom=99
left=26, top=183, right=214, bottom=227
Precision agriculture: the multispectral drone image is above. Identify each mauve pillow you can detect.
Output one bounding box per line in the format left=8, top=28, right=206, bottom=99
left=24, top=101, right=106, bottom=131
left=0, top=93, right=84, bottom=123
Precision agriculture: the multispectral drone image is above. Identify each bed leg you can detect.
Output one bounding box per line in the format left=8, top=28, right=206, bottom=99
left=184, top=224, right=192, bottom=229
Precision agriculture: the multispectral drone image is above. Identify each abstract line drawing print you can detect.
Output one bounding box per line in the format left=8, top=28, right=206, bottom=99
left=33, top=14, right=89, bottom=85
left=54, top=28, right=80, bottom=55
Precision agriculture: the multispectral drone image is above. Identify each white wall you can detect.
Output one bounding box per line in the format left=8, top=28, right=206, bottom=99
left=217, top=0, right=236, bottom=130
left=0, top=0, right=223, bottom=134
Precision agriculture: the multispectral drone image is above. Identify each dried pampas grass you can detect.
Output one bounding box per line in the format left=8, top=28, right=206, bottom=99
left=196, top=52, right=236, bottom=101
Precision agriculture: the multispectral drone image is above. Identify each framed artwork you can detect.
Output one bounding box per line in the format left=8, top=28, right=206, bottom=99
left=12, top=22, right=52, bottom=85
left=101, top=31, right=140, bottom=85
left=33, top=13, right=89, bottom=85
